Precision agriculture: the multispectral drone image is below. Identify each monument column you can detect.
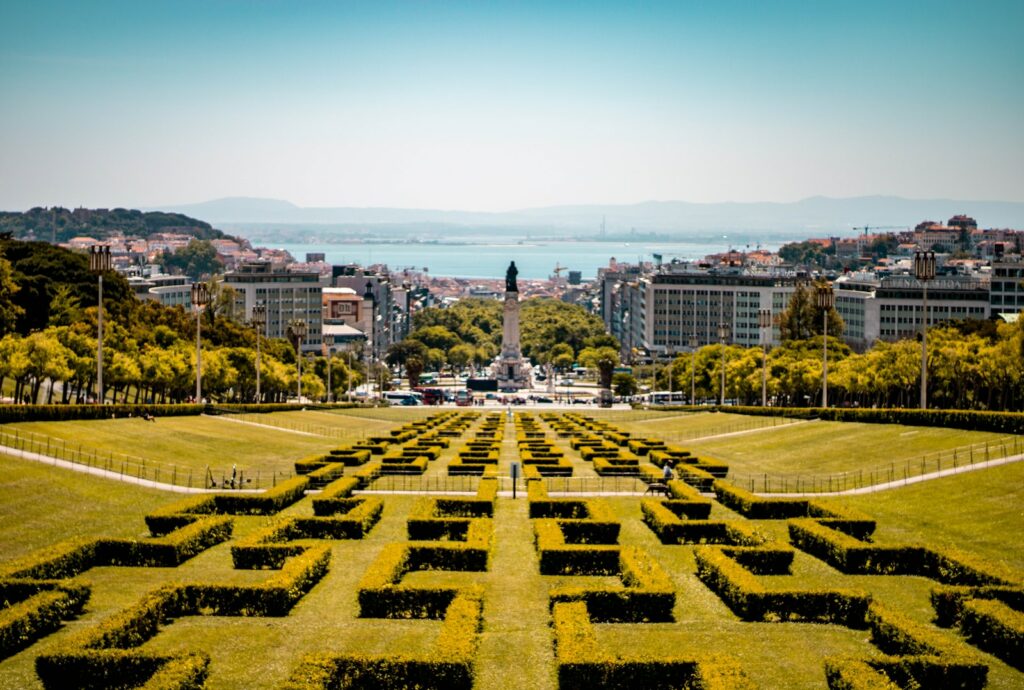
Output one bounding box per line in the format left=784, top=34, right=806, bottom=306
left=493, top=261, right=529, bottom=389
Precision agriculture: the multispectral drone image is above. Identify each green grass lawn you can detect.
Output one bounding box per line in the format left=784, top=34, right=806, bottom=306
left=0, top=410, right=1021, bottom=689
left=683, top=418, right=1016, bottom=476
left=614, top=410, right=798, bottom=441
left=835, top=460, right=1024, bottom=574
left=0, top=455, right=171, bottom=563
left=1, top=411, right=406, bottom=479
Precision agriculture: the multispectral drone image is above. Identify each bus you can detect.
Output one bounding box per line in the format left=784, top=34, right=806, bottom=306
left=383, top=391, right=423, bottom=406
left=647, top=391, right=686, bottom=406
left=414, top=387, right=444, bottom=405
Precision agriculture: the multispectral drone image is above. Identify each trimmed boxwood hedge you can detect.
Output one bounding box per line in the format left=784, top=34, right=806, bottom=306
left=0, top=401, right=374, bottom=424
left=0, top=517, right=232, bottom=580
left=552, top=601, right=753, bottom=690
left=548, top=546, right=675, bottom=623
left=0, top=581, right=90, bottom=660
left=694, top=545, right=870, bottom=626
left=283, top=589, right=483, bottom=690
left=36, top=547, right=329, bottom=689
left=789, top=519, right=1012, bottom=585
left=706, top=405, right=1024, bottom=435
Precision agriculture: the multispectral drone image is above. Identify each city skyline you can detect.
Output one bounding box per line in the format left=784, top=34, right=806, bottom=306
left=1, top=1, right=1022, bottom=212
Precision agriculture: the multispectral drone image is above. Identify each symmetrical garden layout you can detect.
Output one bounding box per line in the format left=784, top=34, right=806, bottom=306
left=0, top=410, right=1021, bottom=689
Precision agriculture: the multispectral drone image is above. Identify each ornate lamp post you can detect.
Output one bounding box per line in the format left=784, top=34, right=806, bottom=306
left=191, top=282, right=210, bottom=403
left=688, top=335, right=699, bottom=405
left=914, top=250, right=936, bottom=409
left=251, top=303, right=266, bottom=403
left=717, top=322, right=730, bottom=406
left=758, top=308, right=772, bottom=407
left=816, top=284, right=834, bottom=408
left=288, top=319, right=308, bottom=401
left=324, top=333, right=335, bottom=403
left=346, top=346, right=355, bottom=403
left=88, top=246, right=111, bottom=404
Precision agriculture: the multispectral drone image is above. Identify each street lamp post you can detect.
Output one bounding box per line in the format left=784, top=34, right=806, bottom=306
left=915, top=250, right=936, bottom=409
left=346, top=347, right=354, bottom=403
left=717, top=322, right=730, bottom=406
left=688, top=335, right=698, bottom=405
left=758, top=308, right=771, bottom=407
left=324, top=333, right=335, bottom=403
left=667, top=348, right=674, bottom=403
left=251, top=304, right=266, bottom=403
left=88, top=246, right=111, bottom=404
left=289, top=319, right=308, bottom=401
left=816, top=284, right=834, bottom=408
left=191, top=282, right=210, bottom=404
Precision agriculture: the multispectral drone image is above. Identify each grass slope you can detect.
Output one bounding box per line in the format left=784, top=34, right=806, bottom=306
left=684, top=418, right=1014, bottom=475
left=0, top=454, right=170, bottom=562
left=837, top=460, right=1024, bottom=573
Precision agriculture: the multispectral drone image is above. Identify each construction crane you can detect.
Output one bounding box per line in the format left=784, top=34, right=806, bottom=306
left=552, top=263, right=567, bottom=280
left=852, top=225, right=907, bottom=236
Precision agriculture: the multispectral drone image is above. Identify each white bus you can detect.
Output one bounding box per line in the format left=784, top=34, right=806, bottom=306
left=383, top=390, right=423, bottom=406
left=647, top=391, right=686, bottom=406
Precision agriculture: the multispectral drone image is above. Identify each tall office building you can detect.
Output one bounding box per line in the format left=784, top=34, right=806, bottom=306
left=224, top=262, right=325, bottom=352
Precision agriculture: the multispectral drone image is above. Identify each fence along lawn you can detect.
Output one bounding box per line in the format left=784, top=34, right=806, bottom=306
left=1, top=414, right=344, bottom=479
left=682, top=418, right=1017, bottom=475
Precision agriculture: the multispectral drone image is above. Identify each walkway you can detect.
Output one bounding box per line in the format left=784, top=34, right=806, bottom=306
left=758, top=452, right=1024, bottom=497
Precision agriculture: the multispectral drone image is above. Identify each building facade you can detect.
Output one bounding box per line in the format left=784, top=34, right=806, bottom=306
left=224, top=262, right=325, bottom=352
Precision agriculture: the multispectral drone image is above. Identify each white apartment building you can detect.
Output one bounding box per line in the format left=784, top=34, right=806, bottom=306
left=224, top=262, right=326, bottom=352
left=989, top=259, right=1024, bottom=317
left=616, top=269, right=801, bottom=359
left=834, top=273, right=990, bottom=349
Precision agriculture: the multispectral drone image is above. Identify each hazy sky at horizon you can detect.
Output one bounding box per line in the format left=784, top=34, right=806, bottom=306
left=1, top=1, right=1022, bottom=211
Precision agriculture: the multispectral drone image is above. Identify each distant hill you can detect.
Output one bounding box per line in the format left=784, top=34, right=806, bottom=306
left=148, top=195, right=1024, bottom=238
left=0, top=207, right=226, bottom=244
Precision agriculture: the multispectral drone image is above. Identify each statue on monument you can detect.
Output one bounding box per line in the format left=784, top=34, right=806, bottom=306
left=505, top=261, right=519, bottom=292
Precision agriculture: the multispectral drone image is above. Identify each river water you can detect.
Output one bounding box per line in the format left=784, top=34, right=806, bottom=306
left=274, top=237, right=785, bottom=280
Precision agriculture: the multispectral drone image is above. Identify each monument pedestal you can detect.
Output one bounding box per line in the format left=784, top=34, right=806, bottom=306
left=492, top=289, right=530, bottom=390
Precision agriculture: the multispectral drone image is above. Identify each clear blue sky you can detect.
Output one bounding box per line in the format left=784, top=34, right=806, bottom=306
left=1, top=0, right=1021, bottom=211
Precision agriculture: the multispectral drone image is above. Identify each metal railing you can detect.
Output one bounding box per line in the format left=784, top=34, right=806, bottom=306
left=360, top=473, right=652, bottom=495
left=731, top=435, right=1024, bottom=494
left=0, top=426, right=291, bottom=490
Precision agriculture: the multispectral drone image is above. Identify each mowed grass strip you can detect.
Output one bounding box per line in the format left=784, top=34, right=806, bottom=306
left=4, top=415, right=343, bottom=475
left=685, top=419, right=1015, bottom=475
left=0, top=454, right=170, bottom=561
left=615, top=411, right=794, bottom=441
left=836, top=460, right=1024, bottom=574
left=224, top=409, right=400, bottom=438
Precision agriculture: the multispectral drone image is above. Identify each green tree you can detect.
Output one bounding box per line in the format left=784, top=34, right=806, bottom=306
left=160, top=239, right=224, bottom=280
left=0, top=253, right=23, bottom=336
left=612, top=372, right=639, bottom=397
left=577, top=346, right=619, bottom=388
left=779, top=281, right=844, bottom=341
left=385, top=340, right=429, bottom=388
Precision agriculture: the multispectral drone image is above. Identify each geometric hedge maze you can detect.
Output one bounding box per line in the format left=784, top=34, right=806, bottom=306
left=0, top=410, right=1021, bottom=689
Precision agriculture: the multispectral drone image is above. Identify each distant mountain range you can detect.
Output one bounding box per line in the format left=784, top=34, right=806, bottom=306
left=148, top=195, right=1024, bottom=238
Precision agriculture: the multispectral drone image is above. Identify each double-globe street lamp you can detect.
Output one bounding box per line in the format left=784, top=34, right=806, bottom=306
left=288, top=319, right=308, bottom=402
left=191, top=282, right=210, bottom=403
left=688, top=335, right=699, bottom=405
left=758, top=308, right=771, bottom=407
left=324, top=333, right=336, bottom=403
left=88, top=246, right=112, bottom=404
left=717, top=322, right=730, bottom=406
left=816, top=284, right=835, bottom=408
left=915, top=250, right=937, bottom=410
left=251, top=304, right=266, bottom=403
